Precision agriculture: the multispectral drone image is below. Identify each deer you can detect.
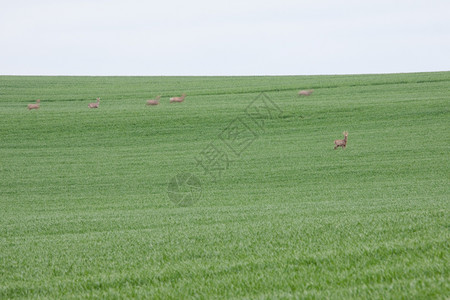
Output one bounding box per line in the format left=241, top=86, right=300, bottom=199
left=298, top=89, right=314, bottom=96
left=27, top=99, right=40, bottom=110
left=146, top=95, right=161, bottom=106
left=88, top=97, right=100, bottom=108
left=170, top=93, right=186, bottom=103
left=334, top=131, right=348, bottom=149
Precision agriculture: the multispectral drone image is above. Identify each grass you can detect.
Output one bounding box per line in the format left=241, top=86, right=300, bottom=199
left=0, top=72, right=449, bottom=298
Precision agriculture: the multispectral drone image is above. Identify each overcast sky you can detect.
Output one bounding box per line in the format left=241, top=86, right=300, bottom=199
left=1, top=0, right=449, bottom=76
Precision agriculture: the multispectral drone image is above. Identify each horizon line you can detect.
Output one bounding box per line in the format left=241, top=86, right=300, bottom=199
left=1, top=70, right=449, bottom=77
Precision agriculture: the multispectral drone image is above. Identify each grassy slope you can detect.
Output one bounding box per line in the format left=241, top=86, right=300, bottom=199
left=0, top=72, right=449, bottom=298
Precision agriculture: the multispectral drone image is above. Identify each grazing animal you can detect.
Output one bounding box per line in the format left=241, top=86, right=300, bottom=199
left=88, top=97, right=100, bottom=108
left=146, top=96, right=161, bottom=106
left=298, top=89, right=314, bottom=96
left=27, top=99, right=40, bottom=110
left=170, top=93, right=186, bottom=103
left=334, top=131, right=348, bottom=149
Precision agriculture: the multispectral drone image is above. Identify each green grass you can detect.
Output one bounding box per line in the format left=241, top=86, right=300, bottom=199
left=0, top=72, right=449, bottom=299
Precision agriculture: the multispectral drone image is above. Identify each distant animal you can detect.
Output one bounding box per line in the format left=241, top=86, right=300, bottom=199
left=27, top=99, right=40, bottom=110
left=146, top=95, right=161, bottom=106
left=334, top=131, right=348, bottom=149
left=298, top=89, right=314, bottom=96
left=170, top=93, right=186, bottom=103
left=88, top=97, right=100, bottom=108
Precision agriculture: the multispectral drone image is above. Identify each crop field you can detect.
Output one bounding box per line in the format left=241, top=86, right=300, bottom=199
left=0, top=72, right=449, bottom=298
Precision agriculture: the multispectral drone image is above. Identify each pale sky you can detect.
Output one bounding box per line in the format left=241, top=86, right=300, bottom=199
left=1, top=0, right=449, bottom=76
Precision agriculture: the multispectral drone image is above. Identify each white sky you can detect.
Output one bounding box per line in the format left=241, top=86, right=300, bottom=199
left=1, top=0, right=449, bottom=75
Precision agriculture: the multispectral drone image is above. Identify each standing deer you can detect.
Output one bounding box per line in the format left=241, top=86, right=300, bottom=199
left=334, top=131, right=348, bottom=149
left=88, top=97, right=100, bottom=108
left=146, top=95, right=161, bottom=106
left=170, top=93, right=186, bottom=103
left=298, top=89, right=314, bottom=96
left=27, top=99, right=40, bottom=110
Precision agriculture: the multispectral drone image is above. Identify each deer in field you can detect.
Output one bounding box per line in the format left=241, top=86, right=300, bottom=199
left=170, top=93, right=186, bottom=103
left=27, top=99, right=40, bottom=110
left=146, top=95, right=161, bottom=106
left=298, top=89, right=314, bottom=96
left=334, top=131, right=348, bottom=149
left=88, top=97, right=100, bottom=108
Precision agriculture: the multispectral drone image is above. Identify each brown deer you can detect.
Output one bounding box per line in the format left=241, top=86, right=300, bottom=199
left=170, top=93, right=186, bottom=103
left=334, top=131, right=348, bottom=149
left=298, top=89, right=314, bottom=96
left=146, top=95, right=161, bottom=106
left=88, top=97, right=100, bottom=108
left=27, top=99, right=40, bottom=110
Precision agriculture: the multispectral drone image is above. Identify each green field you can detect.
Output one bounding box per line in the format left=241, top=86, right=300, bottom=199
left=0, top=72, right=449, bottom=298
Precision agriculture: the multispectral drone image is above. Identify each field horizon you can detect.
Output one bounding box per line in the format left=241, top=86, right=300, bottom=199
left=0, top=72, right=449, bottom=298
